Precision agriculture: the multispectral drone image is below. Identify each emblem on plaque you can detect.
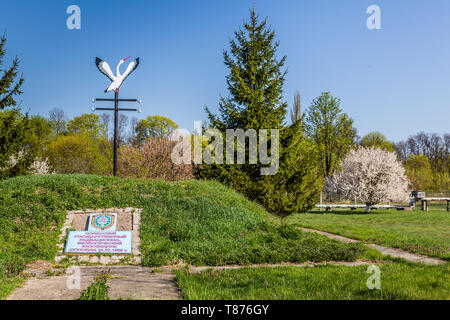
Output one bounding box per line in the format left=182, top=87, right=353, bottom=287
left=90, top=213, right=116, bottom=231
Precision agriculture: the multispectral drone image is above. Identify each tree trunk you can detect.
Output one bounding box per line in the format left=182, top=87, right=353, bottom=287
left=365, top=205, right=371, bottom=213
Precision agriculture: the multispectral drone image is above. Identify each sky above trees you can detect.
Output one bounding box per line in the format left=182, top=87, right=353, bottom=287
left=1, top=0, right=449, bottom=141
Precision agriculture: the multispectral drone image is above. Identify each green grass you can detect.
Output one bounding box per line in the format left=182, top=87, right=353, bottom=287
left=175, top=262, right=450, bottom=300
left=285, top=208, right=450, bottom=260
left=78, top=272, right=110, bottom=300
left=0, top=275, right=25, bottom=300
left=0, top=174, right=366, bottom=298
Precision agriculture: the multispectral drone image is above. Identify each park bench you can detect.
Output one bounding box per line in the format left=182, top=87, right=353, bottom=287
left=420, top=198, right=450, bottom=211
left=316, top=204, right=395, bottom=211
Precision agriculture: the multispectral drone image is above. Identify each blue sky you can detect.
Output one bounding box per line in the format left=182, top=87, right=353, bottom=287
left=1, top=0, right=449, bottom=141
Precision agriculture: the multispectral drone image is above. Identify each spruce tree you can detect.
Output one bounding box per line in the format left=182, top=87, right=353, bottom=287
left=200, top=10, right=321, bottom=215
left=0, top=33, right=35, bottom=179
left=206, top=10, right=287, bottom=131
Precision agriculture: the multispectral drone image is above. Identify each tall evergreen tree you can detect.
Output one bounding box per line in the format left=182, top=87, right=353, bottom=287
left=0, top=33, right=35, bottom=179
left=199, top=10, right=321, bottom=215
left=206, top=10, right=287, bottom=131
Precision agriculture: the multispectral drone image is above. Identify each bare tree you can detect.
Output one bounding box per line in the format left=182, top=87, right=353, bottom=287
left=48, top=108, right=66, bottom=135
left=100, top=113, right=111, bottom=141
left=396, top=132, right=449, bottom=173
left=118, top=114, right=128, bottom=145
left=129, top=116, right=138, bottom=146
left=290, top=91, right=302, bottom=124
left=326, top=147, right=410, bottom=212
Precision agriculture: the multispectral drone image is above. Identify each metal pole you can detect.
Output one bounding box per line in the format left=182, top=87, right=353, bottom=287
left=113, top=91, right=119, bottom=176
left=92, top=92, right=140, bottom=177
left=320, top=191, right=323, bottom=212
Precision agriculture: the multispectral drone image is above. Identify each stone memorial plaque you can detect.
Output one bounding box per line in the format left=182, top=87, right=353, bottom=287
left=88, top=212, right=117, bottom=231
left=65, top=231, right=132, bottom=254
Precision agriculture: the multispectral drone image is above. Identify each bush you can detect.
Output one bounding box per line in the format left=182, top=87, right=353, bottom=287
left=46, top=133, right=111, bottom=175
left=118, top=137, right=193, bottom=181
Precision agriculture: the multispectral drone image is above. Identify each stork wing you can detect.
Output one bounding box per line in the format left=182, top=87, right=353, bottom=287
left=121, top=58, right=140, bottom=82
left=95, top=57, right=115, bottom=82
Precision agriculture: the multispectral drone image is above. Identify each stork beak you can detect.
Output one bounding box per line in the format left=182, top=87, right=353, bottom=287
left=123, top=56, right=131, bottom=61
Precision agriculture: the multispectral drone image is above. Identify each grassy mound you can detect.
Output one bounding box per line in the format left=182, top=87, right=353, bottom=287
left=0, top=175, right=366, bottom=294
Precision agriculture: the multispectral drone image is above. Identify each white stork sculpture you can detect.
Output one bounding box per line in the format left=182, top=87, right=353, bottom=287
left=95, top=56, right=140, bottom=93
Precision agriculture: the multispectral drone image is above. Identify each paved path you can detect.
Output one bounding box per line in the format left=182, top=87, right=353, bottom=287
left=300, top=227, right=446, bottom=265
left=7, top=263, right=181, bottom=300
left=182, top=261, right=372, bottom=274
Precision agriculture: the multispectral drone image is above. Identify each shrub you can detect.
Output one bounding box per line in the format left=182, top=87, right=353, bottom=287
left=46, top=133, right=111, bottom=175
left=404, top=154, right=433, bottom=191
left=118, top=137, right=193, bottom=181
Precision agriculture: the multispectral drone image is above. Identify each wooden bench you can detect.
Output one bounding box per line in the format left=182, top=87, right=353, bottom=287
left=316, top=204, right=394, bottom=211
left=420, top=198, right=450, bottom=211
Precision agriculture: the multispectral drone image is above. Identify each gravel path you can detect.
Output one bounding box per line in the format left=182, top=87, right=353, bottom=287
left=182, top=261, right=372, bottom=273
left=300, top=227, right=446, bottom=265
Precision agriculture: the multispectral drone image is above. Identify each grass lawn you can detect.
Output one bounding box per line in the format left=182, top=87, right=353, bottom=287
left=285, top=207, right=450, bottom=260
left=0, top=275, right=24, bottom=300
left=175, top=262, right=450, bottom=300
left=0, top=174, right=367, bottom=299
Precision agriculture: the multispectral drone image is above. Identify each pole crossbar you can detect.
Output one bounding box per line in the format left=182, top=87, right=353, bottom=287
left=95, top=98, right=139, bottom=102
left=92, top=91, right=140, bottom=176
left=94, top=108, right=138, bottom=111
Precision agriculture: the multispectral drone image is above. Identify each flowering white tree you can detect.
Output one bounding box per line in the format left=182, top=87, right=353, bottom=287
left=326, top=147, right=410, bottom=212
left=3, top=151, right=52, bottom=175
left=31, top=158, right=52, bottom=175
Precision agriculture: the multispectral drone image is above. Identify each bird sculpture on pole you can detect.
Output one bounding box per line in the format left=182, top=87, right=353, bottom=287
left=95, top=56, right=140, bottom=93
left=93, top=56, right=141, bottom=176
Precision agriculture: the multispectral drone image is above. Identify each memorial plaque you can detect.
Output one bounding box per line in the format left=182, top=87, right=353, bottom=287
left=64, top=212, right=132, bottom=255
left=65, top=231, right=132, bottom=254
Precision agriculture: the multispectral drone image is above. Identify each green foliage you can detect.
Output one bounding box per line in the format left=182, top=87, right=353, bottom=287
left=67, top=113, right=106, bottom=141
left=257, top=124, right=322, bottom=216
left=360, top=131, right=395, bottom=152
left=205, top=10, right=287, bottom=131
left=0, top=33, right=24, bottom=110
left=304, top=92, right=357, bottom=178
left=0, top=33, right=38, bottom=179
left=199, top=11, right=320, bottom=215
left=49, top=113, right=111, bottom=175
left=25, top=115, right=55, bottom=157
left=78, top=272, right=110, bottom=300
left=46, top=133, right=111, bottom=174
left=175, top=263, right=450, bottom=300
left=0, top=109, right=36, bottom=179
left=134, top=115, right=178, bottom=146
left=429, top=172, right=450, bottom=192
left=404, top=154, right=433, bottom=191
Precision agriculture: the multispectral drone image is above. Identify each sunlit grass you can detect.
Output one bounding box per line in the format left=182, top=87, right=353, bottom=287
left=175, top=262, right=450, bottom=300
left=285, top=206, right=450, bottom=260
